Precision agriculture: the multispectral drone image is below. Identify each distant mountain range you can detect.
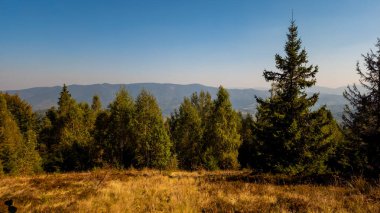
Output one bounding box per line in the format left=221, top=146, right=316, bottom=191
left=4, top=83, right=349, bottom=121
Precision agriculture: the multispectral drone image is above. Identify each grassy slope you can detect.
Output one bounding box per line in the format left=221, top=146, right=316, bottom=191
left=0, top=170, right=379, bottom=212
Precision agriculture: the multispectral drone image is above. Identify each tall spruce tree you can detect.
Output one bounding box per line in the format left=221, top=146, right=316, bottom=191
left=58, top=84, right=74, bottom=116
left=252, top=20, right=340, bottom=175
left=134, top=89, right=172, bottom=169
left=343, top=39, right=380, bottom=176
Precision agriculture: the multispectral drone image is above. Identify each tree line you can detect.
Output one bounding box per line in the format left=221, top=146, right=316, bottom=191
left=0, top=21, right=379, bottom=178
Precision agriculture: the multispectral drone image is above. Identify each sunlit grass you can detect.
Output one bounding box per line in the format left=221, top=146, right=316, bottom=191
left=0, top=169, right=379, bottom=212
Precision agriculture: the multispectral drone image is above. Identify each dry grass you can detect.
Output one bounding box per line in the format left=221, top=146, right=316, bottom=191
left=0, top=169, right=379, bottom=212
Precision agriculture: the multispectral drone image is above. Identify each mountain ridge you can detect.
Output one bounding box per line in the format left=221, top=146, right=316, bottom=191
left=3, top=83, right=347, bottom=121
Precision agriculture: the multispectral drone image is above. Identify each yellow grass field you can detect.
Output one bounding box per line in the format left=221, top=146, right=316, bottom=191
left=0, top=170, right=379, bottom=212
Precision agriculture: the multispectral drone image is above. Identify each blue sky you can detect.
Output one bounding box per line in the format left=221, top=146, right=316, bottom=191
left=1, top=0, right=379, bottom=90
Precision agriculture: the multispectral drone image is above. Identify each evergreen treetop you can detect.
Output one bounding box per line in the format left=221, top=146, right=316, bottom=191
left=252, top=20, right=340, bottom=175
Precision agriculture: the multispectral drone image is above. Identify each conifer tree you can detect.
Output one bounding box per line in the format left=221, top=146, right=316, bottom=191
left=134, top=89, right=172, bottom=169
left=252, top=21, right=340, bottom=175
left=343, top=39, right=380, bottom=176
left=58, top=84, right=74, bottom=116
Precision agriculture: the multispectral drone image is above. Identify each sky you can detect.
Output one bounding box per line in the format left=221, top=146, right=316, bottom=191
left=1, top=0, right=380, bottom=90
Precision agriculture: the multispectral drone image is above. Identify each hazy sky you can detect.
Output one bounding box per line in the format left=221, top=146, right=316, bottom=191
left=1, top=0, right=380, bottom=90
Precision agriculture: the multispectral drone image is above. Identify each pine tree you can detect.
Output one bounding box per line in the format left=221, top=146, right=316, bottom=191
left=58, top=84, right=74, bottom=116
left=343, top=39, right=380, bottom=176
left=134, top=89, right=172, bottom=169
left=252, top=20, right=340, bottom=175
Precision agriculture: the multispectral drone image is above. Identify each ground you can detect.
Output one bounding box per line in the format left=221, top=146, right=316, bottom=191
left=0, top=170, right=379, bottom=212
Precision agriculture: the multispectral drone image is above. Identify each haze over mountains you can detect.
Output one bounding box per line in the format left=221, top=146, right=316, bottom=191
left=4, top=83, right=348, bottom=121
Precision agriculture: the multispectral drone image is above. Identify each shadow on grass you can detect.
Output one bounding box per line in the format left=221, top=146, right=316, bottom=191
left=200, top=171, right=345, bottom=186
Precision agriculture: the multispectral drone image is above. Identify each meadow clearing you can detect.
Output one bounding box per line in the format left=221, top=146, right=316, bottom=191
left=0, top=169, right=379, bottom=212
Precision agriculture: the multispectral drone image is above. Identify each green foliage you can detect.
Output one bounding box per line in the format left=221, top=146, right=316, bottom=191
left=0, top=95, right=41, bottom=174
left=170, top=89, right=241, bottom=170
left=252, top=21, right=341, bottom=175
left=134, top=89, right=172, bottom=169
left=208, top=86, right=241, bottom=169
left=106, top=88, right=135, bottom=168
left=38, top=85, right=96, bottom=172
left=92, top=110, right=111, bottom=167
left=343, top=39, right=380, bottom=177
left=91, top=95, right=102, bottom=112
left=0, top=95, right=24, bottom=174
left=238, top=113, right=255, bottom=168
left=0, top=160, right=3, bottom=175
left=1, top=93, right=42, bottom=174
left=170, top=98, right=203, bottom=170
left=2, top=93, right=38, bottom=135
left=14, top=130, right=43, bottom=174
